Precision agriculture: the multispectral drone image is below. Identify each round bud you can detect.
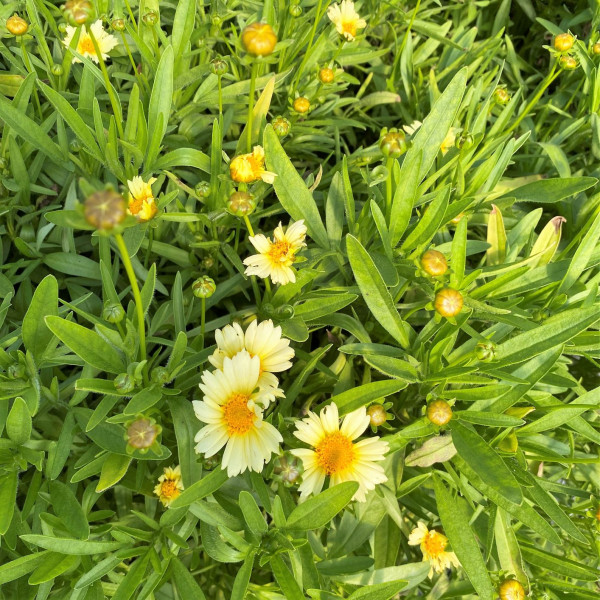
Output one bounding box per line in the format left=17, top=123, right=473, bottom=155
left=241, top=22, right=277, bottom=57
left=227, top=191, right=256, bottom=217
left=493, top=87, right=510, bottom=105
left=103, top=302, right=125, bottom=324
left=111, top=18, right=125, bottom=31
left=434, top=288, right=463, bottom=318
left=0, top=158, right=8, bottom=171
left=455, top=133, right=474, bottom=150
left=6, top=14, right=29, bottom=36
left=293, top=97, right=310, bottom=114
left=126, top=417, right=159, bottom=449
left=426, top=400, right=452, bottom=426
left=195, top=181, right=210, bottom=198
left=275, top=304, right=294, bottom=320
left=554, top=33, right=574, bottom=52
left=142, top=11, right=158, bottom=26
left=210, top=57, right=228, bottom=76
left=272, top=454, right=303, bottom=486
left=192, top=276, right=216, bottom=299
left=558, top=55, right=577, bottom=70
left=151, top=367, right=170, bottom=385
left=114, top=373, right=135, bottom=393
left=367, top=404, right=387, bottom=427
left=289, top=3, right=302, bottom=17
left=420, top=250, right=448, bottom=277
left=51, top=64, right=64, bottom=76
left=379, top=129, right=407, bottom=158
left=498, top=579, right=526, bottom=600
left=210, top=14, right=222, bottom=27
left=7, top=363, right=26, bottom=380
left=62, top=0, right=93, bottom=26
left=319, top=67, right=335, bottom=83
left=69, top=138, right=81, bottom=153
left=202, top=256, right=215, bottom=269
left=476, top=342, right=496, bottom=362
left=58, top=22, right=67, bottom=33
left=83, top=190, right=127, bottom=230
left=593, top=42, right=600, bottom=55
left=272, top=115, right=291, bottom=138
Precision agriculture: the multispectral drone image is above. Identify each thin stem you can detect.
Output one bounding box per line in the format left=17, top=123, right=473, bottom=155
left=291, top=0, right=324, bottom=95
left=200, top=297, right=206, bottom=350
left=243, top=215, right=255, bottom=236
left=218, top=74, right=224, bottom=131
left=246, top=62, right=258, bottom=152
left=19, top=38, right=43, bottom=119
left=385, top=157, right=394, bottom=220
left=120, top=31, right=150, bottom=95
left=115, top=233, right=147, bottom=361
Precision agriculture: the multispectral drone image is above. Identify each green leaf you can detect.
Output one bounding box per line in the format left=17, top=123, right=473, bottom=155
left=0, top=471, right=18, bottom=534
left=401, top=186, right=450, bottom=252
left=169, top=467, right=229, bottom=508
left=486, top=205, right=506, bottom=265
left=501, top=176, right=597, bottom=204
left=22, top=275, right=58, bottom=361
left=96, top=453, right=132, bottom=493
left=0, top=551, right=51, bottom=585
left=231, top=552, right=255, bottom=600
left=49, top=480, right=89, bottom=539
left=347, top=580, right=407, bottom=600
left=7, top=397, right=32, bottom=444
left=286, top=482, right=359, bottom=530
left=74, top=555, right=123, bottom=589
left=20, top=535, right=125, bottom=555
left=494, top=508, right=528, bottom=587
left=171, top=0, right=196, bottom=61
left=28, top=553, right=79, bottom=585
left=171, top=557, right=207, bottom=600
left=405, top=435, right=456, bottom=467
left=390, top=152, right=422, bottom=246
left=238, top=491, right=268, bottom=536
left=271, top=554, right=305, bottom=600
left=329, top=380, right=409, bottom=415
left=519, top=544, right=599, bottom=580
left=123, top=387, right=163, bottom=415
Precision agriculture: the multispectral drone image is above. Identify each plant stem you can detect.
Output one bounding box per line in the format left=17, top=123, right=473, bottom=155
left=385, top=157, right=394, bottom=220
left=218, top=74, right=224, bottom=131
left=200, top=297, right=206, bottom=350
left=114, top=233, right=146, bottom=361
left=246, top=61, right=258, bottom=152
left=19, top=38, right=43, bottom=119
left=292, top=0, right=324, bottom=94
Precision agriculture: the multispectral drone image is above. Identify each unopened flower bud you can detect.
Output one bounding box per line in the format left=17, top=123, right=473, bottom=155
left=455, top=133, right=474, bottom=150
left=426, top=400, right=452, bottom=426
left=529, top=215, right=566, bottom=268
left=493, top=87, right=510, bottom=105
left=103, top=302, right=125, bottom=324
left=319, top=67, right=335, bottom=83
left=275, top=304, right=294, bottom=320
left=142, top=11, right=158, bottom=26
left=126, top=417, right=160, bottom=450
left=593, top=42, right=600, bottom=55
left=83, top=190, right=127, bottom=230
left=379, top=129, right=407, bottom=158
left=7, top=14, right=29, bottom=36
left=62, top=0, right=93, bottom=26
left=210, top=58, right=228, bottom=76
left=7, top=363, right=26, bottom=380
left=51, top=64, right=64, bottom=76
left=272, top=454, right=303, bottom=486
left=558, top=55, right=577, bottom=70
left=420, top=250, right=447, bottom=277
left=289, top=4, right=302, bottom=17
left=227, top=191, right=256, bottom=217
left=111, top=18, right=125, bottom=31
left=272, top=115, right=291, bottom=137
left=498, top=579, right=526, bottom=600
left=434, top=288, right=463, bottom=318
left=241, top=22, right=277, bottom=57
left=151, top=367, right=170, bottom=385
left=202, top=256, right=215, bottom=269
left=293, top=97, right=310, bottom=114
left=554, top=33, right=574, bottom=52
left=195, top=181, right=210, bottom=198
left=367, top=404, right=387, bottom=427
left=192, top=275, right=216, bottom=299
left=476, top=342, right=496, bottom=362
left=114, top=373, right=135, bottom=393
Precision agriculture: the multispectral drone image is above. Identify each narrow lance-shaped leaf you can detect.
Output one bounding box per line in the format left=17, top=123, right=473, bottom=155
left=486, top=204, right=507, bottom=265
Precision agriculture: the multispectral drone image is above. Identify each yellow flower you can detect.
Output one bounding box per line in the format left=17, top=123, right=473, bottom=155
left=7, top=14, right=29, bottom=36
left=193, top=351, right=283, bottom=476
left=243, top=220, right=307, bottom=285
left=230, top=146, right=276, bottom=184
left=127, top=176, right=158, bottom=222
left=327, top=0, right=366, bottom=42
left=408, top=522, right=460, bottom=577
left=63, top=20, right=118, bottom=64
left=291, top=403, right=389, bottom=502
left=440, top=127, right=459, bottom=155
left=153, top=465, right=184, bottom=507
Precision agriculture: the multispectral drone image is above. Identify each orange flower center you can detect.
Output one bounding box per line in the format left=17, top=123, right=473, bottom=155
left=268, top=240, right=292, bottom=264
left=78, top=37, right=96, bottom=55
left=316, top=432, right=356, bottom=475
left=423, top=531, right=447, bottom=557
left=160, top=480, right=179, bottom=499
left=223, top=393, right=255, bottom=435
left=341, top=20, right=357, bottom=37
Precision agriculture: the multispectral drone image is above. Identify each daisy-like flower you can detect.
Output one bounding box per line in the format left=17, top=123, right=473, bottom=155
left=127, top=176, right=158, bottom=222
left=153, top=465, right=184, bottom=507
left=327, top=0, right=367, bottom=42
left=291, top=403, right=388, bottom=502
left=243, top=220, right=307, bottom=285
left=193, top=351, right=283, bottom=476
left=408, top=522, right=460, bottom=577
left=63, top=20, right=118, bottom=64
left=209, top=319, right=293, bottom=399
left=230, top=146, right=276, bottom=184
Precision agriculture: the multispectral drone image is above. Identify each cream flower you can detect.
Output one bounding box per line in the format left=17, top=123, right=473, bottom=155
left=243, top=220, right=307, bottom=285
left=127, top=176, right=158, bottom=222
left=193, top=351, right=283, bottom=476
left=153, top=465, right=184, bottom=507
left=230, top=146, right=276, bottom=184
left=63, top=20, right=118, bottom=64
left=327, top=0, right=367, bottom=42
left=209, top=319, right=293, bottom=398
left=403, top=120, right=422, bottom=136
left=408, top=522, right=460, bottom=577
left=291, top=403, right=388, bottom=502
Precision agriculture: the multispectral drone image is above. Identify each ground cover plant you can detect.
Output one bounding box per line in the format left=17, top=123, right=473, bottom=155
left=0, top=0, right=599, bottom=598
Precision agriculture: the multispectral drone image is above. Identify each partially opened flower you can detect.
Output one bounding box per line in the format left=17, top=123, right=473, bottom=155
left=230, top=146, right=276, bottom=184
left=291, top=403, right=388, bottom=502
left=193, top=351, right=283, bottom=476
left=440, top=127, right=459, bottom=155
left=153, top=465, right=184, bottom=507
left=243, top=220, right=307, bottom=285
left=327, top=0, right=366, bottom=42
left=408, top=522, right=460, bottom=577
left=63, top=20, right=118, bottom=64
left=127, top=176, right=158, bottom=222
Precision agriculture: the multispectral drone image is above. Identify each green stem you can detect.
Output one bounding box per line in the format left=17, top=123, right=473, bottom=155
left=115, top=233, right=146, bottom=361
left=19, top=38, right=43, bottom=119
left=218, top=74, right=224, bottom=131
left=120, top=31, right=150, bottom=95
left=200, top=297, right=206, bottom=350
left=385, top=157, right=394, bottom=220
left=246, top=62, right=258, bottom=152
left=122, top=0, right=138, bottom=29
left=291, top=0, right=324, bottom=95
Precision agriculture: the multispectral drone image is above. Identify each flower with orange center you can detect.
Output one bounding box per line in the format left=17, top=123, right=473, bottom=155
left=153, top=465, right=184, bottom=507
left=434, top=288, right=463, bottom=318
left=127, top=176, right=158, bottom=222
left=291, top=403, right=388, bottom=502
left=230, top=145, right=276, bottom=184
left=327, top=0, right=366, bottom=42
left=193, top=351, right=282, bottom=476
left=408, top=522, right=460, bottom=577
left=63, top=20, right=118, bottom=64
left=243, top=220, right=307, bottom=285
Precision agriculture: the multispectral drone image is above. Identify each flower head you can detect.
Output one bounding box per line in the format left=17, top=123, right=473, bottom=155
left=293, top=97, right=310, bottom=114
left=291, top=403, right=389, bottom=502
left=554, top=33, right=574, bottom=52
left=408, top=522, right=460, bottom=577
left=434, top=288, right=463, bottom=318
left=7, top=14, right=29, bottom=36
left=126, top=417, right=160, bottom=450
left=243, top=220, right=307, bottom=285
left=193, top=351, right=283, bottom=476
left=498, top=579, right=526, bottom=600
left=230, top=146, right=276, bottom=184
left=63, top=20, right=118, bottom=64
left=153, top=465, right=184, bottom=507
left=241, top=22, right=277, bottom=57
left=127, top=176, right=158, bottom=222
left=426, top=400, right=452, bottom=426
left=327, top=0, right=366, bottom=42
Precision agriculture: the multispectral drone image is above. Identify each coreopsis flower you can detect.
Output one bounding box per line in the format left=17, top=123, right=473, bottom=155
left=408, top=522, right=460, bottom=577
left=291, top=403, right=389, bottom=502
left=153, top=465, right=184, bottom=507
left=193, top=351, right=283, bottom=476
left=127, top=176, right=158, bottom=222
left=63, top=20, right=118, bottom=64
left=440, top=127, right=459, bottom=154
left=243, top=220, right=307, bottom=285
left=327, top=0, right=366, bottom=42
left=230, top=146, right=276, bottom=184
left=319, top=67, right=335, bottom=83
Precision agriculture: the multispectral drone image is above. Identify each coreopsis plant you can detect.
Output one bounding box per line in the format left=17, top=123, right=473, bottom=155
left=0, top=0, right=599, bottom=598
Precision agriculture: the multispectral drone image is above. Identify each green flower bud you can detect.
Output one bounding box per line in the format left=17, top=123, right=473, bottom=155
left=554, top=33, right=574, bottom=52
left=210, top=14, right=222, bottom=27
left=275, top=304, right=294, bottom=320
left=426, top=400, right=452, bottom=426
left=367, top=404, right=387, bottom=427
left=455, top=133, right=474, bottom=150
left=476, top=342, right=496, bottom=362
left=558, top=55, right=577, bottom=70
left=7, top=363, right=26, bottom=380
left=151, top=367, right=170, bottom=385
left=210, top=57, right=228, bottom=76
left=192, top=276, right=216, bottom=298
left=111, top=18, right=125, bottom=31
left=83, top=190, right=127, bottom=231
left=272, top=115, right=291, bottom=138
left=227, top=191, right=256, bottom=217
left=379, top=128, right=407, bottom=158
left=142, top=11, right=158, bottom=26
left=62, top=0, right=94, bottom=26
left=289, top=4, right=302, bottom=17
left=272, top=454, right=303, bottom=486
left=51, top=64, right=64, bottom=76
left=202, top=255, right=215, bottom=269
left=493, top=87, right=510, bottom=105
left=7, top=14, right=29, bottom=36
left=114, top=373, right=135, bottom=393
left=103, top=302, right=125, bottom=324
left=195, top=181, right=210, bottom=198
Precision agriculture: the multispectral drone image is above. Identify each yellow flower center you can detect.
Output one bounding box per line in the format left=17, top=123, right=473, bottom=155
left=223, top=393, right=255, bottom=435
left=341, top=19, right=357, bottom=37
left=268, top=240, right=292, bottom=264
left=160, top=480, right=180, bottom=500
left=423, top=531, right=447, bottom=557
left=78, top=36, right=96, bottom=55
left=316, top=432, right=356, bottom=475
